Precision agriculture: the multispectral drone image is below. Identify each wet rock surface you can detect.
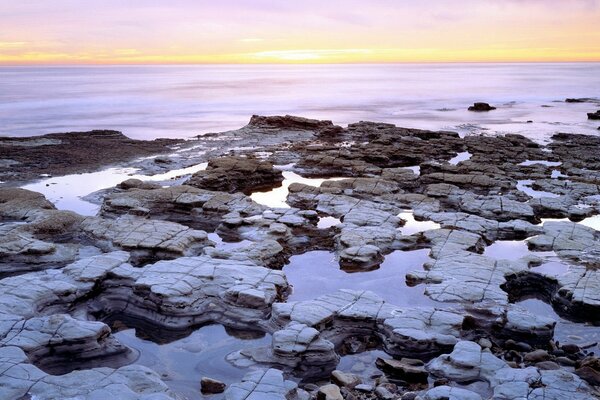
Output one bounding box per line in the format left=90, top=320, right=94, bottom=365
left=2, top=115, right=600, bottom=399
left=468, top=102, right=497, bottom=112
left=0, top=130, right=180, bottom=185
left=186, top=156, right=284, bottom=194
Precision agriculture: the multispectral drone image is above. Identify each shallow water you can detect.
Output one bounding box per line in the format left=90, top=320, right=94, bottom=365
left=250, top=170, right=344, bottom=208
left=317, top=216, right=342, bottom=229
left=448, top=151, right=472, bottom=165
left=579, top=215, right=600, bottom=231
left=519, top=160, right=562, bottom=167
left=397, top=211, right=441, bottom=235
left=114, top=324, right=271, bottom=400
left=483, top=240, right=557, bottom=261
left=1, top=64, right=599, bottom=141
left=283, top=249, right=439, bottom=307
left=337, top=350, right=389, bottom=384
left=517, top=299, right=600, bottom=350
left=21, top=162, right=208, bottom=216
left=516, top=179, right=560, bottom=199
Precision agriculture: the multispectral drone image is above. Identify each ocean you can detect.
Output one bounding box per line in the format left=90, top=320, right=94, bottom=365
left=1, top=63, right=599, bottom=141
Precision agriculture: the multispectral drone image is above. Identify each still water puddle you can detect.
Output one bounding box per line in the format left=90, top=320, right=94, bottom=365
left=317, top=216, right=342, bottom=229
left=250, top=170, right=344, bottom=209
left=516, top=179, right=560, bottom=198
left=114, top=324, right=270, bottom=400
left=483, top=240, right=558, bottom=262
left=21, top=162, right=208, bottom=216
left=397, top=211, right=441, bottom=235
left=448, top=151, right=472, bottom=165
left=207, top=232, right=252, bottom=249
left=337, top=350, right=389, bottom=384
left=551, top=169, right=568, bottom=179
left=517, top=299, right=600, bottom=350
left=405, top=165, right=421, bottom=176
left=579, top=215, right=600, bottom=231
left=283, top=249, right=438, bottom=307
left=518, top=160, right=562, bottom=167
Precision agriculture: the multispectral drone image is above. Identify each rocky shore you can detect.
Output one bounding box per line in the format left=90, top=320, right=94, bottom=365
left=1, top=115, right=600, bottom=399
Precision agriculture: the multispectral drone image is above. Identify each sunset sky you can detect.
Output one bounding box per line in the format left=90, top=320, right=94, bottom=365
left=1, top=0, right=599, bottom=64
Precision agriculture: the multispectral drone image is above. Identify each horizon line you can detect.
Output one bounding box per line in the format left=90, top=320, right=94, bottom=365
left=2, top=60, right=600, bottom=67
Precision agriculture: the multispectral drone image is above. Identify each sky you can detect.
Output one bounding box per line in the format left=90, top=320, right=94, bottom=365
left=0, top=0, right=599, bottom=64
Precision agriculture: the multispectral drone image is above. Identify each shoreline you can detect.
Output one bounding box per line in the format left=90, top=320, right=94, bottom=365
left=1, top=115, right=600, bottom=399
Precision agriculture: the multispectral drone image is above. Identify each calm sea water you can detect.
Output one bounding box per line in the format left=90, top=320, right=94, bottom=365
left=0, top=63, right=599, bottom=141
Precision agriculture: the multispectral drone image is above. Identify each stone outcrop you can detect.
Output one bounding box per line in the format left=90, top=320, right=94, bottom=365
left=3, top=116, right=600, bottom=399
left=0, top=346, right=179, bottom=400
left=186, top=156, right=284, bottom=194
left=428, top=341, right=595, bottom=399
left=468, top=102, right=496, bottom=111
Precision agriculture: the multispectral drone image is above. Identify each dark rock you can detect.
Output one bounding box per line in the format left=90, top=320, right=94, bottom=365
left=588, top=110, right=600, bottom=120
left=556, top=356, right=577, bottom=366
left=536, top=361, right=560, bottom=370
left=200, top=377, right=226, bottom=394
left=468, top=102, right=496, bottom=112
left=576, top=358, right=600, bottom=386
left=376, top=358, right=429, bottom=383
left=248, top=114, right=340, bottom=132
left=117, top=178, right=161, bottom=191
left=505, top=339, right=532, bottom=352
left=523, top=349, right=551, bottom=363
left=185, top=156, right=283, bottom=194
left=566, top=98, right=597, bottom=103
left=561, top=343, right=581, bottom=354
left=0, top=130, right=180, bottom=185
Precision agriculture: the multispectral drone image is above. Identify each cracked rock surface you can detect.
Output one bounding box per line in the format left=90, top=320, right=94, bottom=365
left=1, top=116, right=600, bottom=399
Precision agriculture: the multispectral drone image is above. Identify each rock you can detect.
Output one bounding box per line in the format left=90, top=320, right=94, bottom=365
left=331, top=370, right=361, bottom=388
left=186, top=156, right=284, bottom=194
left=536, top=361, right=560, bottom=370
left=249, top=114, right=340, bottom=133
left=339, top=245, right=384, bottom=270
left=478, top=338, right=492, bottom=349
left=561, top=343, right=581, bottom=354
left=505, top=339, right=532, bottom=352
left=117, top=178, right=161, bottom=190
left=524, top=349, right=551, bottom=363
left=225, top=369, right=300, bottom=400
left=566, top=98, right=597, bottom=103
left=588, top=110, right=600, bottom=120
left=354, top=383, right=374, bottom=392
left=556, top=356, right=577, bottom=366
left=79, top=215, right=212, bottom=265
left=576, top=358, right=600, bottom=386
left=317, top=384, right=343, bottom=400
left=0, top=346, right=179, bottom=400
left=201, top=377, right=227, bottom=394
left=428, top=341, right=595, bottom=399
left=468, top=102, right=496, bottom=112
left=374, top=385, right=396, bottom=399
left=423, top=386, right=482, bottom=400
left=375, top=358, right=429, bottom=383
left=0, top=130, right=180, bottom=185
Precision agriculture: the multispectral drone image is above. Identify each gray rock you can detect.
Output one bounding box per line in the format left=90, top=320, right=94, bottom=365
left=225, top=369, right=300, bottom=400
